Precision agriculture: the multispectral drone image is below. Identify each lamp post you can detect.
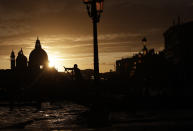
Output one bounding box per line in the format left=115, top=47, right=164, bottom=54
left=142, top=37, right=147, bottom=46
left=83, top=0, right=104, bottom=81
left=142, top=37, right=148, bottom=55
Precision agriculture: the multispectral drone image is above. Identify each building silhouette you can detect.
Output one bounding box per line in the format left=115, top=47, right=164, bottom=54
left=164, top=20, right=193, bottom=88
left=116, top=38, right=154, bottom=78
left=10, top=37, right=49, bottom=72
left=16, top=48, right=28, bottom=71
left=28, top=38, right=49, bottom=71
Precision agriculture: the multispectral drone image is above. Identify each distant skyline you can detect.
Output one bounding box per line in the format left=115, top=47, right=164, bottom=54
left=0, top=0, right=193, bottom=72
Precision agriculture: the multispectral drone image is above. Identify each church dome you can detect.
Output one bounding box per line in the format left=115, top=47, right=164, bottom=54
left=16, top=49, right=27, bottom=62
left=28, top=38, right=48, bottom=70
left=29, top=48, right=48, bottom=64
left=16, top=49, right=28, bottom=71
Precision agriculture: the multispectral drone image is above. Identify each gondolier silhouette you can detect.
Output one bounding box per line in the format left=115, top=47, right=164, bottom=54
left=64, top=64, right=82, bottom=80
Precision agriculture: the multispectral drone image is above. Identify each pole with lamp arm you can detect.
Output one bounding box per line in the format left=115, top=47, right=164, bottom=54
left=83, top=0, right=104, bottom=81
left=83, top=1, right=109, bottom=126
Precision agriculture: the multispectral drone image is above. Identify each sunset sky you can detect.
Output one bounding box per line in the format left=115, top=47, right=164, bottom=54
left=0, top=0, right=193, bottom=72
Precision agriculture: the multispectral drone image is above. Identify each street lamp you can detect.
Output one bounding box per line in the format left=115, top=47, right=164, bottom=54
left=142, top=37, right=148, bottom=55
left=142, top=37, right=147, bottom=46
left=83, top=0, right=104, bottom=81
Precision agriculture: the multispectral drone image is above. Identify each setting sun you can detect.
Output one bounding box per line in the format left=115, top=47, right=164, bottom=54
left=49, top=57, right=56, bottom=68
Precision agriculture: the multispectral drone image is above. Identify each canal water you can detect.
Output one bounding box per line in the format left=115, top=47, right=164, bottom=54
left=1, top=101, right=193, bottom=130
left=0, top=101, right=89, bottom=130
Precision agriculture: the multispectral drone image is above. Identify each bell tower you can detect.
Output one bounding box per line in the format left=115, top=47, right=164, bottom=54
left=10, top=50, right=15, bottom=70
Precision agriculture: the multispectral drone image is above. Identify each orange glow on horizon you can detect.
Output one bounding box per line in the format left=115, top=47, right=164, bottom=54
left=48, top=55, right=57, bottom=68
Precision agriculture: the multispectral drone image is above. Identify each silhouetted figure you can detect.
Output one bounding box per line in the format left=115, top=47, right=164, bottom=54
left=64, top=64, right=82, bottom=80
left=74, top=64, right=82, bottom=80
